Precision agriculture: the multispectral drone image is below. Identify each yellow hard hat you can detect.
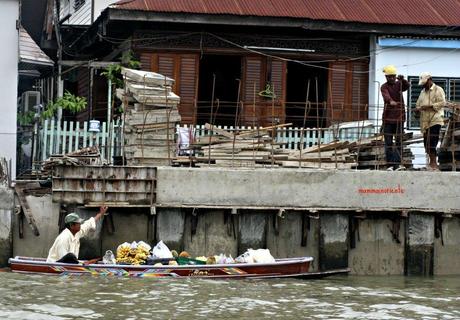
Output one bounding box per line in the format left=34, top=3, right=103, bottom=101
left=383, top=65, right=397, bottom=76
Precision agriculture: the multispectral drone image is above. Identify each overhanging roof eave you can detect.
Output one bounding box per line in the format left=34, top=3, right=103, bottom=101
left=107, top=8, right=460, bottom=36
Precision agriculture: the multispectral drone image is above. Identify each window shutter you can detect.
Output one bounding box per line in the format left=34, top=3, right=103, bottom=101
left=328, top=61, right=348, bottom=123
left=178, top=55, right=199, bottom=124
left=243, top=57, right=263, bottom=103
left=328, top=60, right=368, bottom=123
left=351, top=61, right=369, bottom=120
left=270, top=59, right=286, bottom=103
left=139, top=52, right=152, bottom=70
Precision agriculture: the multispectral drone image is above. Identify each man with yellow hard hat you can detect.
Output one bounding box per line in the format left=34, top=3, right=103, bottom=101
left=380, top=65, right=410, bottom=170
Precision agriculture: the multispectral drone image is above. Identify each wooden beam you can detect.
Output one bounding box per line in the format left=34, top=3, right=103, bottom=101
left=14, top=184, right=40, bottom=237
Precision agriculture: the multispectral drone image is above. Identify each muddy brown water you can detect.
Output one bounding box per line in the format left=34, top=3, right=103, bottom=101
left=0, top=272, right=459, bottom=319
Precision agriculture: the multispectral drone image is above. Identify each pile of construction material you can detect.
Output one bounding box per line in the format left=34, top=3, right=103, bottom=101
left=438, top=105, right=460, bottom=171
left=178, top=123, right=292, bottom=167
left=283, top=140, right=358, bottom=169
left=176, top=124, right=418, bottom=170
left=354, top=133, right=414, bottom=170
left=118, top=68, right=181, bottom=166
left=33, top=146, right=102, bottom=179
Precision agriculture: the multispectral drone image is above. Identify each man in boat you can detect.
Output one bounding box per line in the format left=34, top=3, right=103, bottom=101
left=46, top=206, right=108, bottom=264
left=380, top=65, right=410, bottom=171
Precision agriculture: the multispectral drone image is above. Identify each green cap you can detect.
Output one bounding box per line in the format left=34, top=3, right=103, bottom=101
left=64, top=213, right=84, bottom=224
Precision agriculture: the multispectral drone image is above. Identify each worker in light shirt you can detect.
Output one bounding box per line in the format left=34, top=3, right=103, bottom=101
left=47, top=206, right=108, bottom=264
left=415, top=72, right=446, bottom=171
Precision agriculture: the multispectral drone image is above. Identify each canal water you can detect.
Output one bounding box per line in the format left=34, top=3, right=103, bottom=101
left=0, top=272, right=459, bottom=319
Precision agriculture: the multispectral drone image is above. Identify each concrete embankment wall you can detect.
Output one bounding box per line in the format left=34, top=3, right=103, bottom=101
left=5, top=167, right=460, bottom=274
left=8, top=194, right=460, bottom=275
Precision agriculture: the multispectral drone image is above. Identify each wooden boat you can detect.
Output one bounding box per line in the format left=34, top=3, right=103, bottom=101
left=9, top=256, right=348, bottom=279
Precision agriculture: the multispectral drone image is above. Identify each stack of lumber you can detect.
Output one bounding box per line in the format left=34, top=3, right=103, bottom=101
left=188, top=123, right=292, bottom=167
left=118, top=68, right=181, bottom=166
left=282, top=141, right=358, bottom=169
left=438, top=105, right=460, bottom=171
left=354, top=133, right=414, bottom=169
left=40, top=146, right=101, bottom=177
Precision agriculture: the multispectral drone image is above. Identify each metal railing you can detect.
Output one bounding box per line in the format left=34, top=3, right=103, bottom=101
left=35, top=120, right=376, bottom=163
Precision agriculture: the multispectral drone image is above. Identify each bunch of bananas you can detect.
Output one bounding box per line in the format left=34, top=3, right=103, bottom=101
left=116, top=242, right=151, bottom=265
left=116, top=243, right=133, bottom=265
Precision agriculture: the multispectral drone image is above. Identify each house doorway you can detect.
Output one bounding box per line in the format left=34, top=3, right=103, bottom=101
left=286, top=61, right=328, bottom=128
left=197, top=55, right=242, bottom=126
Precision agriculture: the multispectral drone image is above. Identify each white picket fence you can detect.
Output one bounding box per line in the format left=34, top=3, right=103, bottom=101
left=37, top=120, right=376, bottom=163
left=184, top=123, right=376, bottom=149
left=38, top=119, right=122, bottom=162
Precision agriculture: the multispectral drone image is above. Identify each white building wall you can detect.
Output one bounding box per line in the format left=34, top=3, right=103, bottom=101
left=369, top=37, right=460, bottom=167
left=94, top=0, right=116, bottom=20
left=62, top=0, right=114, bottom=25
left=0, top=0, right=19, bottom=178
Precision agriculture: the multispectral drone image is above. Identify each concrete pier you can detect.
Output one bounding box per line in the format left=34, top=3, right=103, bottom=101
left=349, top=216, right=405, bottom=275
left=319, top=213, right=349, bottom=271
left=434, top=217, right=460, bottom=275
left=405, top=213, right=434, bottom=276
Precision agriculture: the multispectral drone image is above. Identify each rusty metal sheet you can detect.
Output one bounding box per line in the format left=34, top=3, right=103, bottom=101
left=52, top=166, right=157, bottom=206
left=111, top=0, right=460, bottom=26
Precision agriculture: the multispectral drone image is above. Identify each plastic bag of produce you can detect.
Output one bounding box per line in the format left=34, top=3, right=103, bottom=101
left=103, top=250, right=116, bottom=264
left=137, top=241, right=151, bottom=251
left=225, top=255, right=235, bottom=264
left=151, top=240, right=173, bottom=259
left=216, top=253, right=234, bottom=264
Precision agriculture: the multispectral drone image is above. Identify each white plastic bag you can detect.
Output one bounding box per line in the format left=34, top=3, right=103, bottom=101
left=235, top=249, right=275, bottom=264
left=248, top=249, right=275, bottom=263
left=235, top=251, right=255, bottom=263
left=151, top=240, right=173, bottom=259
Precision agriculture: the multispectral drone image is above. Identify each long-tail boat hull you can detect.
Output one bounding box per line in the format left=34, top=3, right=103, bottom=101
left=8, top=256, right=348, bottom=279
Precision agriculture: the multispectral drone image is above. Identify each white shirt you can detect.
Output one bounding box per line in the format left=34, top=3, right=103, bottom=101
left=46, top=217, right=96, bottom=262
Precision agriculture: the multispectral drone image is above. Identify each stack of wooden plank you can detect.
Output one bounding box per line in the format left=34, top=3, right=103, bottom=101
left=353, top=133, right=414, bottom=169
left=282, top=141, right=358, bottom=169
left=118, top=68, right=181, bottom=166
left=438, top=106, right=460, bottom=171
left=188, top=123, right=292, bottom=167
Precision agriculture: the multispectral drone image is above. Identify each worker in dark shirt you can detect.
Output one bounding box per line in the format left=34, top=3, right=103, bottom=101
left=380, top=65, right=410, bottom=171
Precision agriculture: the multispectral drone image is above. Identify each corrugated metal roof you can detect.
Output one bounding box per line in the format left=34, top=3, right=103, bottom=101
left=110, top=0, right=460, bottom=26
left=19, top=27, right=54, bottom=67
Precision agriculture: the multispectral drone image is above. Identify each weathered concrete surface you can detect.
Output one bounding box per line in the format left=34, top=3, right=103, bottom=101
left=183, top=210, right=238, bottom=257
left=0, top=185, right=13, bottom=267
left=0, top=209, right=12, bottom=267
left=434, top=217, right=460, bottom=275
left=267, top=212, right=319, bottom=271
left=13, top=195, right=60, bottom=259
left=238, top=211, right=267, bottom=255
left=101, top=209, right=149, bottom=256
left=156, top=208, right=185, bottom=251
left=319, top=213, right=349, bottom=271
left=405, top=213, right=434, bottom=276
left=77, top=208, right=104, bottom=260
left=155, top=168, right=460, bottom=212
left=349, top=218, right=405, bottom=275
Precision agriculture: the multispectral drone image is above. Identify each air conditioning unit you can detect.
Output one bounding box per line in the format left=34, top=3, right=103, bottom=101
left=21, top=91, right=41, bottom=113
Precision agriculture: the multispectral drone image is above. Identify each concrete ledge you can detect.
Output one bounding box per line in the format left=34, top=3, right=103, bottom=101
left=156, top=167, right=460, bottom=213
